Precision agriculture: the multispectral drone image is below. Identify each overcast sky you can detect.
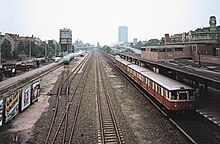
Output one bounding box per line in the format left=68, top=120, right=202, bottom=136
left=1, top=0, right=220, bottom=45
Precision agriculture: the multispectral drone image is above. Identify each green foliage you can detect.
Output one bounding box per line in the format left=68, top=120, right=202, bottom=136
left=144, top=39, right=160, bottom=46
left=1, top=39, right=61, bottom=61
left=135, top=41, right=143, bottom=49
left=1, top=39, right=12, bottom=60
left=103, top=45, right=112, bottom=53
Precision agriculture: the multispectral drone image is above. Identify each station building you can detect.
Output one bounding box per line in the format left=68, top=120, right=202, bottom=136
left=141, top=45, right=191, bottom=62
left=141, top=16, right=220, bottom=64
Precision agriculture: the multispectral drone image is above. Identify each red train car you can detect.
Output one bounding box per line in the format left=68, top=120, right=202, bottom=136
left=115, top=56, right=195, bottom=111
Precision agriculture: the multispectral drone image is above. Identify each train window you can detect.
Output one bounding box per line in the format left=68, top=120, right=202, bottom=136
left=171, top=91, right=177, bottom=100
left=142, top=75, right=146, bottom=83
left=145, top=78, right=148, bottom=85
left=155, top=83, right=157, bottom=92
left=169, top=92, right=171, bottom=99
left=138, top=73, right=140, bottom=79
left=179, top=91, right=187, bottom=100
left=152, top=82, right=155, bottom=90
left=161, top=87, right=164, bottom=96
left=157, top=85, right=161, bottom=94
left=163, top=89, right=168, bottom=98
left=147, top=79, right=150, bottom=86
left=134, top=71, right=137, bottom=77
left=149, top=80, right=152, bottom=88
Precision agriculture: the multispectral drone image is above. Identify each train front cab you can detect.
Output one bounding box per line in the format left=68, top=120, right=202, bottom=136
left=162, top=89, right=195, bottom=110
left=138, top=70, right=195, bottom=111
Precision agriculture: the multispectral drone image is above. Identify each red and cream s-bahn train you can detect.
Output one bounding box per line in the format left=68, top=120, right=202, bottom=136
left=115, top=56, right=195, bottom=111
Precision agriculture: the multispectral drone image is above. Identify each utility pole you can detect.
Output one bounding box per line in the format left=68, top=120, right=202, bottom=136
left=53, top=40, right=57, bottom=56
left=45, top=41, right=47, bottom=58
left=198, top=51, right=201, bottom=67
left=29, top=40, right=32, bottom=60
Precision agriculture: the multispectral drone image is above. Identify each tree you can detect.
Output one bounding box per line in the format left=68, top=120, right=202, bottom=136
left=144, top=39, right=160, bottom=46
left=103, top=45, right=112, bottom=53
left=135, top=41, right=143, bottom=49
left=130, top=43, right=134, bottom=48
left=1, top=39, right=13, bottom=60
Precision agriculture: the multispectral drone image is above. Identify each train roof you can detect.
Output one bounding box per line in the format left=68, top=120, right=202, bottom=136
left=115, top=56, right=132, bottom=66
left=127, top=62, right=193, bottom=91
left=128, top=64, right=147, bottom=73
left=141, top=71, right=193, bottom=91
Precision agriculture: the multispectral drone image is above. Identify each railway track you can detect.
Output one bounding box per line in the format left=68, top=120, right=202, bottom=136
left=170, top=111, right=220, bottom=144
left=102, top=52, right=220, bottom=144
left=44, top=52, right=93, bottom=144
left=96, top=52, right=124, bottom=144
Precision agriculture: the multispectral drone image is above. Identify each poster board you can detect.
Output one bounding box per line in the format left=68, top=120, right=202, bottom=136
left=21, top=85, right=31, bottom=111
left=31, top=81, right=40, bottom=103
left=5, top=90, right=20, bottom=123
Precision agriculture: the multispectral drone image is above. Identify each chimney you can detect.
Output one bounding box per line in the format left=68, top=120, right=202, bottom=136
left=164, top=34, right=170, bottom=45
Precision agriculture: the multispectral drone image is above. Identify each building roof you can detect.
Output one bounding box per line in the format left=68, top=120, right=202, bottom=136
left=142, top=45, right=188, bottom=49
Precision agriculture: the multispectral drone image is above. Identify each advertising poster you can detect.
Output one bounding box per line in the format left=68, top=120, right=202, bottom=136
left=5, top=90, right=20, bottom=123
left=31, top=81, right=40, bottom=103
left=0, top=99, right=3, bottom=126
left=21, top=85, right=31, bottom=111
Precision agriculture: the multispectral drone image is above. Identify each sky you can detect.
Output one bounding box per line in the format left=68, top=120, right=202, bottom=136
left=1, top=0, right=220, bottom=45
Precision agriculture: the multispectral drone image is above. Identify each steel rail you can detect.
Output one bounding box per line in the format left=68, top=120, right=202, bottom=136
left=44, top=53, right=90, bottom=144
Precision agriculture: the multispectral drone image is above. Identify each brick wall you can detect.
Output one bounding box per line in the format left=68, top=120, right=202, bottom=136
left=141, top=46, right=192, bottom=62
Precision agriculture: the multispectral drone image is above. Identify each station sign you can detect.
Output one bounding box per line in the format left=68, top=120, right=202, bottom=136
left=5, top=90, right=20, bottom=123
left=31, top=81, right=40, bottom=103
left=21, top=84, right=31, bottom=111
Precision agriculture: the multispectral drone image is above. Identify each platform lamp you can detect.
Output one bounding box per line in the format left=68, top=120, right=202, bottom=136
left=198, top=51, right=201, bottom=67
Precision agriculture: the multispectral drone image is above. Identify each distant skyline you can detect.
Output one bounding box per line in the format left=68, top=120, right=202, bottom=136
left=1, top=0, right=220, bottom=45
left=118, top=26, right=128, bottom=43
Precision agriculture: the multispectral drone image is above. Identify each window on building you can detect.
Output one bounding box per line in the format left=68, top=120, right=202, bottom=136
left=166, top=48, right=173, bottom=52
left=193, top=46, right=197, bottom=51
left=151, top=48, right=158, bottom=52
left=174, top=48, right=183, bottom=51
left=213, top=48, right=220, bottom=56
left=141, top=48, right=146, bottom=51
left=159, top=49, right=165, bottom=52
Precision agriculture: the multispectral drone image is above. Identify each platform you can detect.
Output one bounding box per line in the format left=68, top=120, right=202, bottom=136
left=0, top=61, right=62, bottom=95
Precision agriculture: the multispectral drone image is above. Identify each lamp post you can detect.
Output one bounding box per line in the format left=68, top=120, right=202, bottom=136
left=198, top=51, right=201, bottom=67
